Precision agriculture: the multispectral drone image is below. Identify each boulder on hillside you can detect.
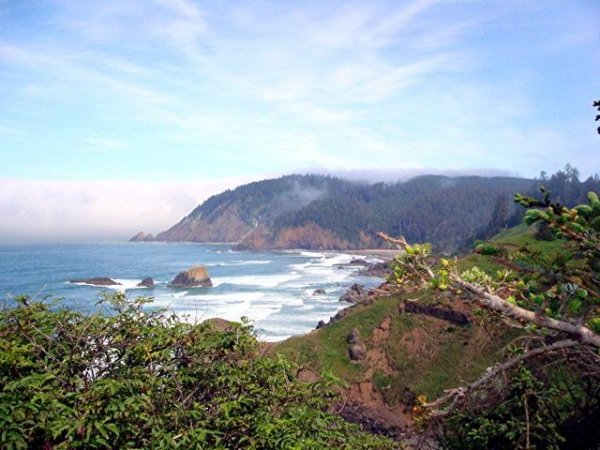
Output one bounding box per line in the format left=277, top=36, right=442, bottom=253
left=346, top=328, right=361, bottom=344
left=402, top=300, right=470, bottom=326
left=70, top=277, right=121, bottom=286
left=348, top=343, right=367, bottom=361
left=339, top=283, right=369, bottom=303
left=137, top=277, right=154, bottom=288
left=169, top=266, right=212, bottom=288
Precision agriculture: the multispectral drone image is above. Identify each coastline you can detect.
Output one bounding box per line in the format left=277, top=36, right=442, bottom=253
left=336, top=248, right=399, bottom=260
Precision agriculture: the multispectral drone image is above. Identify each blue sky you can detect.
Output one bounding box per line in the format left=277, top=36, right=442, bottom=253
left=0, top=0, right=599, bottom=241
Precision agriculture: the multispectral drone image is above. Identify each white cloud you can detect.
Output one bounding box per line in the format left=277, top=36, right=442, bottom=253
left=0, top=176, right=261, bottom=243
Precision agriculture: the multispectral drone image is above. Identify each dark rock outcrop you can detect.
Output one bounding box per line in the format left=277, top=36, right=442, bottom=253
left=346, top=328, right=361, bottom=344
left=339, top=283, right=369, bottom=303
left=70, top=277, right=120, bottom=286
left=137, top=277, right=154, bottom=287
left=358, top=261, right=392, bottom=278
left=349, top=258, right=369, bottom=266
left=169, top=266, right=212, bottom=288
left=316, top=320, right=326, bottom=329
left=348, top=343, right=367, bottom=361
left=313, top=288, right=326, bottom=295
left=402, top=300, right=470, bottom=326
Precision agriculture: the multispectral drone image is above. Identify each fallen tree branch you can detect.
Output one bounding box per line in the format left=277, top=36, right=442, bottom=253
left=378, top=232, right=600, bottom=347
left=450, top=274, right=600, bottom=348
left=425, top=339, right=580, bottom=417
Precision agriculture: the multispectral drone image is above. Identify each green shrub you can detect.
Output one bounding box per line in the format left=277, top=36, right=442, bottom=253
left=0, top=294, right=398, bottom=449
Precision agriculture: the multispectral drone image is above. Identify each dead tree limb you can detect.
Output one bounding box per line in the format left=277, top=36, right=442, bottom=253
left=425, top=339, right=580, bottom=417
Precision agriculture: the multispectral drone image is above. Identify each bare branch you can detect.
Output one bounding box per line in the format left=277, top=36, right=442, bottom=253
left=426, top=339, right=579, bottom=417
left=450, top=274, right=600, bottom=348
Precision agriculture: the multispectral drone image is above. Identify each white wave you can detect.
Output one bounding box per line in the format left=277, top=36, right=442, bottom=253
left=70, top=278, right=148, bottom=291
left=298, top=251, right=326, bottom=258
left=213, top=273, right=301, bottom=288
left=183, top=292, right=265, bottom=303
left=209, top=260, right=272, bottom=267
left=112, top=279, right=150, bottom=291
left=289, top=261, right=312, bottom=271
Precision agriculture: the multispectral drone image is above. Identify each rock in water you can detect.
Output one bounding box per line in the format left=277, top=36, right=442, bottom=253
left=137, top=277, right=154, bottom=288
left=339, top=283, right=368, bottom=303
left=130, top=232, right=155, bottom=242
left=70, top=277, right=121, bottom=286
left=358, top=261, right=392, bottom=278
left=130, top=231, right=147, bottom=242
left=169, top=266, right=212, bottom=288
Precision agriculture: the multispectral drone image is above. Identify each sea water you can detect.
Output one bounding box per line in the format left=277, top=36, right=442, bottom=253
left=0, top=243, right=384, bottom=341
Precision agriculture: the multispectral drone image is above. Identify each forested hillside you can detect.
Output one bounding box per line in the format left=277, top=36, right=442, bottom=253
left=142, top=166, right=600, bottom=253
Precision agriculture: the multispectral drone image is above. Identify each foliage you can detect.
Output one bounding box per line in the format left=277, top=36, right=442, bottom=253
left=382, top=178, right=600, bottom=448
left=0, top=294, right=398, bottom=449
left=510, top=189, right=600, bottom=324
left=441, top=367, right=566, bottom=449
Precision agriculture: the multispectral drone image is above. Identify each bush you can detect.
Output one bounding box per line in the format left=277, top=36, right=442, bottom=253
left=0, top=294, right=398, bottom=449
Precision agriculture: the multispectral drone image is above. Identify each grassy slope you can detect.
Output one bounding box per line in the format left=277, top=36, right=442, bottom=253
left=457, top=223, right=567, bottom=274
left=274, top=224, right=563, bottom=403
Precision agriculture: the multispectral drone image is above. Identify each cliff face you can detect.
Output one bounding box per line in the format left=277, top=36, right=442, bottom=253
left=155, top=204, right=252, bottom=242
left=236, top=222, right=359, bottom=250
left=143, top=174, right=538, bottom=251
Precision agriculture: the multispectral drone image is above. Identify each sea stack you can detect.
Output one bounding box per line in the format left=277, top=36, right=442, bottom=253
left=130, top=232, right=155, bottom=242
left=137, top=277, right=155, bottom=288
left=169, top=266, right=212, bottom=288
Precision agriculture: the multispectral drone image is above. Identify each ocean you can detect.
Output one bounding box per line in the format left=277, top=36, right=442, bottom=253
left=0, top=242, right=384, bottom=341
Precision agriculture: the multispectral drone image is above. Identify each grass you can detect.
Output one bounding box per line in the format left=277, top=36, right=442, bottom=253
left=457, top=223, right=570, bottom=276
left=274, top=222, right=553, bottom=402
left=275, top=295, right=402, bottom=382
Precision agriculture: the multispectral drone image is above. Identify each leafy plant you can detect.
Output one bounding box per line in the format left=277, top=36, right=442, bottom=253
left=0, top=294, right=398, bottom=449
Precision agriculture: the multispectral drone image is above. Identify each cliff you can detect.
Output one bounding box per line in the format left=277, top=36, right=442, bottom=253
left=143, top=173, right=541, bottom=251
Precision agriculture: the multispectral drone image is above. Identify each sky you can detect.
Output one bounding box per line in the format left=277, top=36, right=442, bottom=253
left=0, top=0, right=599, bottom=242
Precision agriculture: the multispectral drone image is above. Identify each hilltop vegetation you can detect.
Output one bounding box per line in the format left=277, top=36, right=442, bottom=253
left=143, top=166, right=600, bottom=253
left=148, top=174, right=533, bottom=252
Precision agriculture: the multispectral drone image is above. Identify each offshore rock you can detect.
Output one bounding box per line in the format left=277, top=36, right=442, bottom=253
left=137, top=277, right=154, bottom=288
left=70, top=277, right=121, bottom=286
left=130, top=231, right=154, bottom=242
left=358, top=261, right=392, bottom=278
left=169, top=266, right=212, bottom=288
left=339, top=283, right=368, bottom=303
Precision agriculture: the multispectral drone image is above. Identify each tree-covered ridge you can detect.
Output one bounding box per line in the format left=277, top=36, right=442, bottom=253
left=152, top=167, right=600, bottom=252
left=0, top=295, right=398, bottom=449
